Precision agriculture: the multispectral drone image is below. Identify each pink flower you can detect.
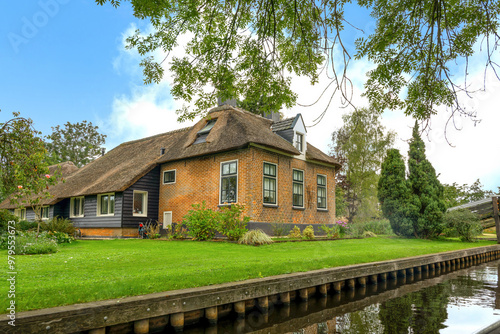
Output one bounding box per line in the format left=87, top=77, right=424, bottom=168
left=17, top=185, right=23, bottom=189
left=45, top=174, right=50, bottom=178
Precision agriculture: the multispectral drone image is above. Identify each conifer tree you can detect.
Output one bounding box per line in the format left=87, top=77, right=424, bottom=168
left=407, top=122, right=446, bottom=238
left=378, top=149, right=414, bottom=237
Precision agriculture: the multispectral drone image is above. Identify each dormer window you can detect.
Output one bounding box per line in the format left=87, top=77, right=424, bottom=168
left=295, top=133, right=304, bottom=152
left=194, top=119, right=217, bottom=144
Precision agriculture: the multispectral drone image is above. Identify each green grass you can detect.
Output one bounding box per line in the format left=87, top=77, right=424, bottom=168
left=0, top=237, right=495, bottom=313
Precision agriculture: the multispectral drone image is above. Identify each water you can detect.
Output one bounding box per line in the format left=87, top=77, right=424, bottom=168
left=174, top=259, right=500, bottom=333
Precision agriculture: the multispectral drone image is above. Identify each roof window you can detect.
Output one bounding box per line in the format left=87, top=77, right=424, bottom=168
left=194, top=119, right=217, bottom=144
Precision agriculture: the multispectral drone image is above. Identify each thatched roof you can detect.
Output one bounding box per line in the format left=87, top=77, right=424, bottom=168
left=49, top=161, right=79, bottom=177
left=0, top=105, right=339, bottom=209
left=0, top=128, right=189, bottom=209
left=158, top=105, right=302, bottom=163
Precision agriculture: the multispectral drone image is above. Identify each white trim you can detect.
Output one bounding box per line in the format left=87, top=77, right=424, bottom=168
left=262, top=161, right=278, bottom=205
left=41, top=206, right=50, bottom=220
left=97, top=193, right=115, bottom=217
left=14, top=208, right=26, bottom=220
left=163, top=169, right=176, bottom=185
left=295, top=132, right=304, bottom=153
left=133, top=190, right=148, bottom=217
left=317, top=173, right=328, bottom=210
left=163, top=211, right=172, bottom=229
left=70, top=196, right=85, bottom=218
left=219, top=159, right=238, bottom=205
left=292, top=168, right=305, bottom=208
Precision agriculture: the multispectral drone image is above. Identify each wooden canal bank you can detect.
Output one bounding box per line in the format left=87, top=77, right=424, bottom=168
left=2, top=244, right=500, bottom=334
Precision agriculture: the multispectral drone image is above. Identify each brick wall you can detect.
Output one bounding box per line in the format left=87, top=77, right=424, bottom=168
left=158, top=146, right=336, bottom=225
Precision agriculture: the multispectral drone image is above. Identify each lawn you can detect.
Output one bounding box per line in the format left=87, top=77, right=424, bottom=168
left=0, top=237, right=496, bottom=313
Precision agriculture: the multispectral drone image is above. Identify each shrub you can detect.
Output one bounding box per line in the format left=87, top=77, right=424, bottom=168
left=16, top=231, right=59, bottom=255
left=239, top=229, right=273, bottom=246
left=347, top=223, right=364, bottom=238
left=48, top=231, right=74, bottom=244
left=360, top=219, right=394, bottom=235
left=0, top=209, right=18, bottom=233
left=145, top=222, right=161, bottom=239
left=303, top=225, right=315, bottom=239
left=172, top=223, right=189, bottom=239
left=288, top=225, right=301, bottom=239
left=321, top=224, right=339, bottom=238
left=40, top=217, right=76, bottom=235
left=18, top=220, right=38, bottom=231
left=444, top=209, right=483, bottom=242
left=270, top=221, right=289, bottom=237
left=218, top=204, right=249, bottom=241
left=363, top=231, right=377, bottom=238
left=183, top=202, right=219, bottom=241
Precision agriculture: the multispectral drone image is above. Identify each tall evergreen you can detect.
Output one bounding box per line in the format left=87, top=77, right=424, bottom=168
left=407, top=122, right=446, bottom=238
left=378, top=149, right=414, bottom=237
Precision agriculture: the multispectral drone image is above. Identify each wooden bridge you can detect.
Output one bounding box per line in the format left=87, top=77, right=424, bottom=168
left=449, top=196, right=500, bottom=242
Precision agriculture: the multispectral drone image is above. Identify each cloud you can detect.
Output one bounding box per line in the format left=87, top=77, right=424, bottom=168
left=100, top=23, right=195, bottom=149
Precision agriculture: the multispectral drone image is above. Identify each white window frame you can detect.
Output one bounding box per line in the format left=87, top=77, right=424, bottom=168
left=317, top=174, right=328, bottom=210
left=97, top=193, right=115, bottom=217
left=295, top=132, right=304, bottom=153
left=219, top=159, right=238, bottom=205
left=133, top=190, right=148, bottom=217
left=163, top=169, right=176, bottom=184
left=14, top=208, right=26, bottom=220
left=163, top=211, right=172, bottom=229
left=263, top=161, right=278, bottom=205
left=41, top=206, right=50, bottom=220
left=70, top=196, right=85, bottom=218
left=292, top=168, right=305, bottom=208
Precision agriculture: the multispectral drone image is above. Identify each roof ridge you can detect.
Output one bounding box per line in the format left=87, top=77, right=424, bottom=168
left=119, top=126, right=192, bottom=146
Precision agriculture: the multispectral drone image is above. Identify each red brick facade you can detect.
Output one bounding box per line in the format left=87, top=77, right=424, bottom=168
left=158, top=146, right=336, bottom=225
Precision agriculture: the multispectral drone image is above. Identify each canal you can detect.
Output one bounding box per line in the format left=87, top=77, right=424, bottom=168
left=168, top=259, right=500, bottom=334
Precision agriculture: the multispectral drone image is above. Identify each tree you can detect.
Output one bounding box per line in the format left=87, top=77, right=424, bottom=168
left=443, top=179, right=496, bottom=208
left=407, top=122, right=446, bottom=238
left=0, top=112, right=59, bottom=230
left=378, top=149, right=414, bottom=237
left=331, top=108, right=395, bottom=221
left=45, top=121, right=106, bottom=168
left=97, top=0, right=500, bottom=122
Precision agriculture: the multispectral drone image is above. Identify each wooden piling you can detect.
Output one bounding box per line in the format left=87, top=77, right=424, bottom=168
left=234, top=301, right=246, bottom=318
left=134, top=319, right=149, bottom=334
left=89, top=328, right=106, bottom=334
left=299, top=288, right=309, bottom=300
left=205, top=306, right=218, bottom=325
left=280, top=292, right=290, bottom=305
left=319, top=284, right=328, bottom=296
left=171, top=313, right=184, bottom=332
left=258, top=296, right=269, bottom=313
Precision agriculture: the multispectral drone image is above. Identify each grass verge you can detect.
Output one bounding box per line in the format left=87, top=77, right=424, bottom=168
left=0, top=237, right=496, bottom=313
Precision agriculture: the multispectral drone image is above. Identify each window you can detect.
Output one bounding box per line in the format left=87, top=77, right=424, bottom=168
left=163, top=170, right=176, bottom=184
left=194, top=119, right=217, bottom=144
left=41, top=206, right=49, bottom=220
left=293, top=169, right=304, bottom=207
left=97, top=193, right=115, bottom=216
left=133, top=191, right=148, bottom=216
left=70, top=196, right=85, bottom=218
left=263, top=162, right=277, bottom=205
left=295, top=133, right=304, bottom=152
left=14, top=208, right=26, bottom=220
left=220, top=160, right=237, bottom=204
left=317, top=175, right=327, bottom=209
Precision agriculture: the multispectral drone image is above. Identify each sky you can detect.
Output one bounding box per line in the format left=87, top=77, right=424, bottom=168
left=1, top=1, right=499, bottom=192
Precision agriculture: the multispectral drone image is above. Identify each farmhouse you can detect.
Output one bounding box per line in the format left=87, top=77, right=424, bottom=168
left=2, top=104, right=340, bottom=237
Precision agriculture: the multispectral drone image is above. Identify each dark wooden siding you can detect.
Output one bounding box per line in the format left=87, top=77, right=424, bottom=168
left=276, top=129, right=294, bottom=143
left=122, top=166, right=160, bottom=228
left=70, top=193, right=123, bottom=228
left=13, top=206, right=55, bottom=221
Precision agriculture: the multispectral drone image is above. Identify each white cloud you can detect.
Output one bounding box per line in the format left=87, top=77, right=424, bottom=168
left=100, top=23, right=195, bottom=149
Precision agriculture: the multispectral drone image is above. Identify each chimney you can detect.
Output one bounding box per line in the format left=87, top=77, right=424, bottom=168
left=264, top=112, right=281, bottom=122
left=160, top=148, right=165, bottom=156
left=217, top=97, right=237, bottom=107
left=101, top=148, right=106, bottom=156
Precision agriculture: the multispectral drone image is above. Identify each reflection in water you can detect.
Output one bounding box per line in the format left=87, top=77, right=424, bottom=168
left=167, top=260, right=500, bottom=334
